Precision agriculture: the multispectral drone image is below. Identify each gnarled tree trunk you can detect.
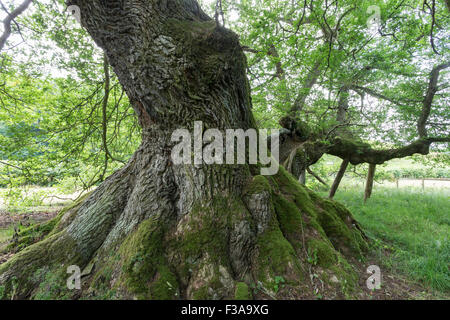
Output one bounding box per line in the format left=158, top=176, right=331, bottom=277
left=0, top=0, right=367, bottom=300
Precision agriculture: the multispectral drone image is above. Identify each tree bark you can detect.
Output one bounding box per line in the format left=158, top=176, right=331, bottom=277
left=329, top=159, right=349, bottom=199
left=364, top=164, right=376, bottom=203
left=0, top=0, right=368, bottom=300
left=307, top=167, right=329, bottom=187
left=0, top=0, right=33, bottom=51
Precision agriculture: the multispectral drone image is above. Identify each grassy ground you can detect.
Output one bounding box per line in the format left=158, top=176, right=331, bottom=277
left=0, top=226, right=14, bottom=243
left=322, top=186, right=450, bottom=295
left=1, top=184, right=449, bottom=298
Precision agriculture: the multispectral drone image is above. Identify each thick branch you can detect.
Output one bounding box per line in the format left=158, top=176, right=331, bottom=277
left=336, top=86, right=349, bottom=124
left=418, top=61, right=450, bottom=137
left=307, top=167, right=329, bottom=187
left=326, top=136, right=450, bottom=165
left=349, top=85, right=405, bottom=107
left=0, top=0, right=33, bottom=51
left=291, top=59, right=322, bottom=113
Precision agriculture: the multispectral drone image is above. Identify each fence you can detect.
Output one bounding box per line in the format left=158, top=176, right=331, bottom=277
left=395, top=178, right=450, bottom=190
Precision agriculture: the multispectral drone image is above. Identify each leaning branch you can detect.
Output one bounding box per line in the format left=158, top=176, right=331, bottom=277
left=0, top=0, right=33, bottom=51
left=327, top=136, right=449, bottom=165
left=329, top=159, right=349, bottom=199
left=417, top=61, right=450, bottom=138
left=307, top=167, right=329, bottom=187
left=291, top=59, right=322, bottom=113
left=349, top=85, right=405, bottom=107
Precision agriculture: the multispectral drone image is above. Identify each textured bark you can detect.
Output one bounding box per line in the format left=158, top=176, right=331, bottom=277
left=0, top=0, right=368, bottom=300
left=336, top=87, right=349, bottom=125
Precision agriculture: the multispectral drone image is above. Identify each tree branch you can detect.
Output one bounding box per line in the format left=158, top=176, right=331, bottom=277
left=0, top=0, right=33, bottom=51
left=418, top=61, right=450, bottom=137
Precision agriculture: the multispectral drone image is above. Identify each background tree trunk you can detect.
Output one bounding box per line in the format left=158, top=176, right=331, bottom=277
left=329, top=159, right=349, bottom=199
left=0, top=0, right=368, bottom=300
left=364, top=164, right=376, bottom=203
left=299, top=169, right=306, bottom=185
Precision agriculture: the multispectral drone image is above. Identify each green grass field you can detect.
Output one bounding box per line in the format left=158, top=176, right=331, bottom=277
left=324, top=187, right=450, bottom=294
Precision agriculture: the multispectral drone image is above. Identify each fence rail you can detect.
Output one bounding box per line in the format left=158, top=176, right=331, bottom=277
left=395, top=178, right=450, bottom=189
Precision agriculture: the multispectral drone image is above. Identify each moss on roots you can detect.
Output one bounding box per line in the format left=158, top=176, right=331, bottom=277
left=118, top=219, right=179, bottom=299
left=3, top=192, right=92, bottom=254
left=234, top=282, right=251, bottom=300
left=0, top=166, right=368, bottom=300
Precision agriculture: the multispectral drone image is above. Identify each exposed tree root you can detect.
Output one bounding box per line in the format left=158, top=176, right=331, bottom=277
left=0, top=150, right=368, bottom=300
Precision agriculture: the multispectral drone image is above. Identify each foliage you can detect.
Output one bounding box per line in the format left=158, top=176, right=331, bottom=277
left=0, top=0, right=140, bottom=190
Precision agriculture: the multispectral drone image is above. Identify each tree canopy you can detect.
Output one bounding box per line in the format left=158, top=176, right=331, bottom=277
left=0, top=0, right=449, bottom=188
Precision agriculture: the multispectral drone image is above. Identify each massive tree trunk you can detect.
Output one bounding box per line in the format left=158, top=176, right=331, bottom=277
left=0, top=0, right=368, bottom=300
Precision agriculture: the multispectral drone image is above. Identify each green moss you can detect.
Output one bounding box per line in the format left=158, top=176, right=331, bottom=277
left=149, top=265, right=179, bottom=300
left=6, top=218, right=58, bottom=253
left=255, top=211, right=303, bottom=289
left=270, top=165, right=366, bottom=298
left=274, top=194, right=304, bottom=235
left=258, top=229, right=297, bottom=275
left=178, top=206, right=228, bottom=267
left=176, top=196, right=251, bottom=272
left=192, top=286, right=209, bottom=300
left=234, top=282, right=251, bottom=300
left=333, top=136, right=371, bottom=156
left=119, top=218, right=179, bottom=300
left=274, top=166, right=367, bottom=259
left=315, top=200, right=367, bottom=257
left=274, top=166, right=317, bottom=217
left=272, top=167, right=328, bottom=242
left=244, top=175, right=271, bottom=195
left=0, top=230, right=80, bottom=299
left=272, top=193, right=310, bottom=255
left=329, top=255, right=359, bottom=298
left=32, top=266, right=74, bottom=300
left=5, top=192, right=94, bottom=254
left=307, top=238, right=337, bottom=268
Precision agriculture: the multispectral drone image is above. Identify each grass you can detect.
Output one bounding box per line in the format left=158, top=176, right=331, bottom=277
left=0, top=225, right=14, bottom=244
left=322, top=186, right=450, bottom=294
